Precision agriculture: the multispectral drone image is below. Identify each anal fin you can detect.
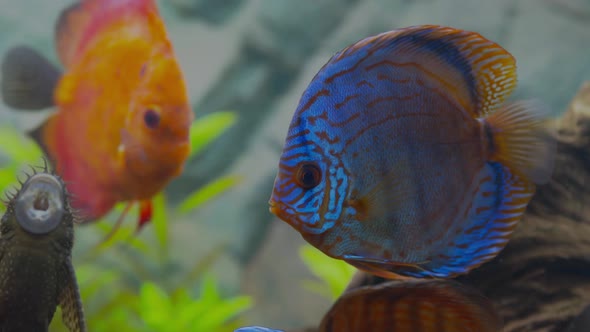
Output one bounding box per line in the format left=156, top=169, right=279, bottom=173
left=136, top=200, right=153, bottom=233
left=419, top=163, right=534, bottom=278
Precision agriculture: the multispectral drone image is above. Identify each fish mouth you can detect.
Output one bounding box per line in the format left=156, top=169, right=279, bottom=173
left=268, top=199, right=279, bottom=215
left=268, top=199, right=284, bottom=220
left=268, top=199, right=303, bottom=228
left=269, top=199, right=329, bottom=234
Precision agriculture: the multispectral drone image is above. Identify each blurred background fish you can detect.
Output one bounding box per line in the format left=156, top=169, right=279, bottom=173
left=319, top=279, right=502, bottom=332
left=269, top=25, right=555, bottom=279
left=234, top=327, right=284, bottom=332
left=0, top=165, right=86, bottom=331
left=567, top=304, right=590, bottom=332
left=0, top=0, right=193, bottom=236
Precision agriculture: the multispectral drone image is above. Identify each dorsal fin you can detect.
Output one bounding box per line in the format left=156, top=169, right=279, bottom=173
left=54, top=0, right=160, bottom=67
left=326, top=25, right=517, bottom=118
left=54, top=1, right=93, bottom=67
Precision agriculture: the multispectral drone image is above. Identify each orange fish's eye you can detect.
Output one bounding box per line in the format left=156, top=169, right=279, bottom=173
left=296, top=162, right=322, bottom=189
left=143, top=107, right=161, bottom=129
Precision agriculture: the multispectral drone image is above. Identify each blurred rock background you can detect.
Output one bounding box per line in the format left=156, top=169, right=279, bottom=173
left=0, top=0, right=588, bottom=329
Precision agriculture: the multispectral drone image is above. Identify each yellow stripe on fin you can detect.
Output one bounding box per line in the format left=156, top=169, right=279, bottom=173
left=484, top=100, right=556, bottom=185
left=332, top=25, right=518, bottom=118
left=426, top=26, right=519, bottom=117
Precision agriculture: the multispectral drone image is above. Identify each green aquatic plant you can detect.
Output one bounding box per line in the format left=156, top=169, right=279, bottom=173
left=299, top=244, right=357, bottom=301
left=0, top=112, right=251, bottom=331
left=177, top=111, right=240, bottom=215
left=138, top=275, right=252, bottom=332
left=0, top=125, right=45, bottom=204
left=51, top=271, right=252, bottom=332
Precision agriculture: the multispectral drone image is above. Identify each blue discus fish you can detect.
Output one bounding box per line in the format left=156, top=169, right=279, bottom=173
left=269, top=25, right=555, bottom=279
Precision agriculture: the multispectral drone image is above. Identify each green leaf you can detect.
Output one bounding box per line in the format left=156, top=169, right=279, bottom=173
left=139, top=282, right=171, bottom=328
left=300, top=280, right=332, bottom=300
left=92, top=221, right=139, bottom=251
left=124, top=235, right=151, bottom=255
left=199, top=274, right=221, bottom=303
left=189, top=111, right=237, bottom=157
left=76, top=266, right=118, bottom=302
left=194, top=296, right=252, bottom=330
left=92, top=289, right=140, bottom=322
left=174, top=298, right=205, bottom=329
left=299, top=244, right=356, bottom=300
left=0, top=127, right=42, bottom=162
left=177, top=175, right=240, bottom=214
left=173, top=243, right=227, bottom=295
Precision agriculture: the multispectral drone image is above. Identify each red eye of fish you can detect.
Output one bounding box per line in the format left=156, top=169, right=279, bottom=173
left=144, top=109, right=160, bottom=129
left=296, top=163, right=322, bottom=189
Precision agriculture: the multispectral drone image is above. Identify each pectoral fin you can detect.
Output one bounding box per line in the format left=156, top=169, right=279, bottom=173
left=59, top=261, right=86, bottom=332
left=347, top=166, right=415, bottom=222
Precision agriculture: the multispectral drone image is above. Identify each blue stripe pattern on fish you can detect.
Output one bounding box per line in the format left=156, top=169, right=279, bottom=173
left=234, top=327, right=284, bottom=332
left=269, top=25, right=555, bottom=279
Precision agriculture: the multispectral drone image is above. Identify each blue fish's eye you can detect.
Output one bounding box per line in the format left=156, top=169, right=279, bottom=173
left=296, top=163, right=322, bottom=189
left=144, top=109, right=160, bottom=129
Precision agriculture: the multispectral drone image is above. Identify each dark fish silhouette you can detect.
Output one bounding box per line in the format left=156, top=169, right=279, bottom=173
left=567, top=304, right=590, bottom=332
left=0, top=165, right=86, bottom=331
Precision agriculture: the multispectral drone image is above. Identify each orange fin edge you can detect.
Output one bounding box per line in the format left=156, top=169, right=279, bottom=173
left=343, top=256, right=428, bottom=281
left=136, top=200, right=153, bottom=233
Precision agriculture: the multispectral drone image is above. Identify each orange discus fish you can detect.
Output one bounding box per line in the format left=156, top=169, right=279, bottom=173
left=1, top=0, right=193, bottom=232
left=319, top=280, right=502, bottom=332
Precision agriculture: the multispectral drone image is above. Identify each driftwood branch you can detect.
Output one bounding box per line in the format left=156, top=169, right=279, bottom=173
left=293, top=82, right=590, bottom=332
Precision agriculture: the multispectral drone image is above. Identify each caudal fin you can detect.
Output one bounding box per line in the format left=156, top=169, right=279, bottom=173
left=1, top=46, right=61, bottom=110
left=484, top=100, right=556, bottom=185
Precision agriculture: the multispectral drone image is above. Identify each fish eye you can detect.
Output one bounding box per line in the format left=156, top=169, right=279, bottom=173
left=143, top=108, right=160, bottom=129
left=295, top=163, right=322, bottom=189
left=14, top=174, right=64, bottom=234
